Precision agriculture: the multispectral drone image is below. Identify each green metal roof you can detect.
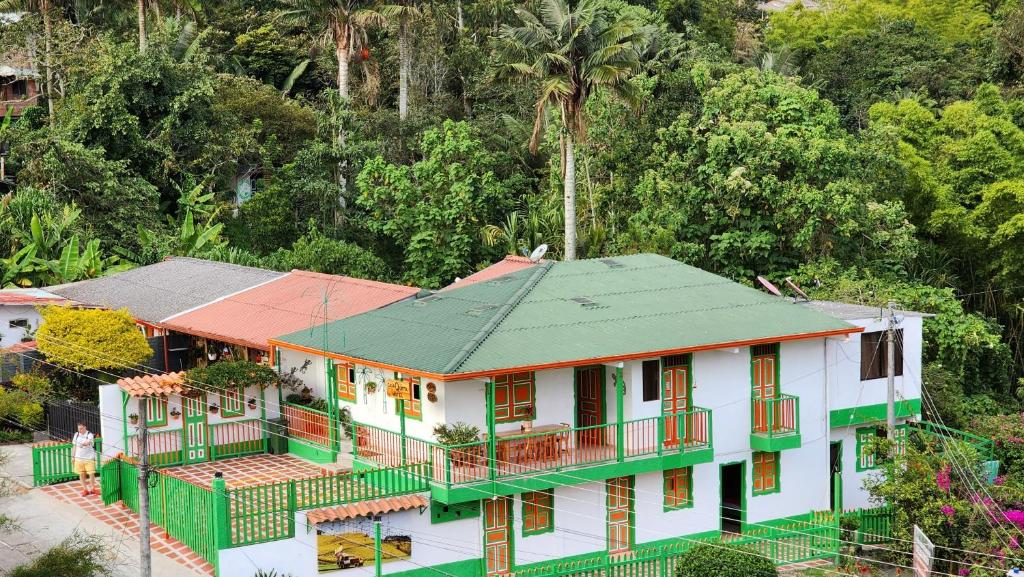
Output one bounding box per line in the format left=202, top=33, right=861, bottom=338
left=273, top=254, right=856, bottom=376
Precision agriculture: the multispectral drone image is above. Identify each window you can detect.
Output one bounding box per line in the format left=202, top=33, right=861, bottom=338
left=396, top=377, right=422, bottom=420
left=857, top=425, right=909, bottom=470
left=522, top=490, right=554, bottom=535
left=220, top=386, right=245, bottom=417
left=642, top=360, right=660, bottom=402
left=494, top=372, right=535, bottom=423
left=11, top=79, right=27, bottom=98
left=860, top=330, right=904, bottom=381
left=145, top=397, right=167, bottom=427
left=752, top=451, right=779, bottom=495
left=663, top=467, right=693, bottom=510
left=8, top=318, right=28, bottom=329
left=336, top=362, right=357, bottom=402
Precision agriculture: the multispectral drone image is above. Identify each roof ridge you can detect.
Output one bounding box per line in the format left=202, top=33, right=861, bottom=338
left=441, top=261, right=553, bottom=375
left=289, top=269, right=418, bottom=293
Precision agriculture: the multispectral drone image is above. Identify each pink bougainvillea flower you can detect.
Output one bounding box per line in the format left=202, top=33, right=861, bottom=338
left=937, top=465, right=952, bottom=492
left=1012, top=536, right=1020, bottom=549
left=995, top=475, right=1006, bottom=486
left=958, top=568, right=970, bottom=576
left=1004, top=510, right=1024, bottom=527
left=942, top=504, right=956, bottom=517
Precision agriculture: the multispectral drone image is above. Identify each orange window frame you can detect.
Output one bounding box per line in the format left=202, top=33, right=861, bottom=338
left=494, top=372, right=535, bottom=423
left=522, top=490, right=554, bottom=535
left=663, top=467, right=692, bottom=510
left=399, top=378, right=423, bottom=420
left=336, top=362, right=356, bottom=402
left=752, top=451, right=779, bottom=495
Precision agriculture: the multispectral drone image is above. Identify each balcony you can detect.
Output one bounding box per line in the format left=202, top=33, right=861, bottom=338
left=353, top=408, right=713, bottom=503
left=750, top=394, right=801, bottom=452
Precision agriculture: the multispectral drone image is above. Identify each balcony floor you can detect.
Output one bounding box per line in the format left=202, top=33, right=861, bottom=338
left=161, top=453, right=336, bottom=489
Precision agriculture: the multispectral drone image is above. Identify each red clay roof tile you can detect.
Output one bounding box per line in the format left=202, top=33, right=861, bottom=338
left=305, top=495, right=429, bottom=524
left=118, top=371, right=188, bottom=397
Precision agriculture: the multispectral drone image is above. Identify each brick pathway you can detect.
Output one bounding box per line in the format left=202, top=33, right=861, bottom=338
left=40, top=483, right=215, bottom=577
left=161, top=453, right=332, bottom=489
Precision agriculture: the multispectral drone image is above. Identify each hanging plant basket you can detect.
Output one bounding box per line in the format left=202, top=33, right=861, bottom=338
left=247, top=398, right=258, bottom=410
left=209, top=404, right=220, bottom=414
left=128, top=413, right=139, bottom=425
left=170, top=408, right=181, bottom=420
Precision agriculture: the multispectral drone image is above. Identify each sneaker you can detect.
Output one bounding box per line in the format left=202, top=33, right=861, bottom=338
left=91, top=489, right=99, bottom=496
left=81, top=490, right=89, bottom=497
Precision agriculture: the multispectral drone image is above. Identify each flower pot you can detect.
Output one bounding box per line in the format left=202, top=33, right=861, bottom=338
left=129, top=416, right=139, bottom=425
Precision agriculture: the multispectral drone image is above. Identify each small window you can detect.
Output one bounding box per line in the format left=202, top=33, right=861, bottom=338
left=336, top=362, right=356, bottom=402
left=396, top=377, right=423, bottom=420
left=522, top=490, right=554, bottom=535
left=642, top=360, right=660, bottom=402
left=220, top=385, right=245, bottom=417
left=860, top=330, right=904, bottom=381
left=494, top=372, right=535, bottom=423
left=145, top=397, right=168, bottom=427
left=11, top=79, right=27, bottom=98
left=857, top=425, right=908, bottom=470
left=752, top=451, right=779, bottom=495
left=663, top=467, right=692, bottom=510
left=8, top=318, right=29, bottom=329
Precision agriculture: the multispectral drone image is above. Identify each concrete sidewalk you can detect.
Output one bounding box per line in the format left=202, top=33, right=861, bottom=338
left=0, top=443, right=204, bottom=577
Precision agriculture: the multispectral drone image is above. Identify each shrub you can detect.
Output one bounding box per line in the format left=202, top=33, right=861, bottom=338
left=433, top=422, right=481, bottom=446
left=675, top=543, right=777, bottom=577
left=8, top=533, right=110, bottom=577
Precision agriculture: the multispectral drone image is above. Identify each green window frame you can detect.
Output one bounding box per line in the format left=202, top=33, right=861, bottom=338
left=145, top=397, right=168, bottom=427
left=752, top=451, right=780, bottom=495
left=220, top=385, right=245, bottom=418
left=857, top=424, right=909, bottom=471
left=494, top=372, right=536, bottom=423
left=663, top=467, right=693, bottom=510
left=522, top=489, right=554, bottom=536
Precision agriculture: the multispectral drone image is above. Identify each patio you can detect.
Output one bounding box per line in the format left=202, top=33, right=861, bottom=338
left=160, top=453, right=333, bottom=489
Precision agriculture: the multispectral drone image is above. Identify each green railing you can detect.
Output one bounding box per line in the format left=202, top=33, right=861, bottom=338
left=226, top=461, right=431, bottom=547
left=751, top=394, right=800, bottom=437
left=916, top=421, right=995, bottom=461
left=834, top=505, right=894, bottom=545
left=209, top=419, right=266, bottom=460
left=31, top=438, right=102, bottom=486
left=356, top=409, right=714, bottom=489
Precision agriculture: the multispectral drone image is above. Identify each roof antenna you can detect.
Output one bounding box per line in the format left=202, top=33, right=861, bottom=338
left=529, top=244, right=548, bottom=263
left=784, top=277, right=810, bottom=301
left=756, top=276, right=783, bottom=297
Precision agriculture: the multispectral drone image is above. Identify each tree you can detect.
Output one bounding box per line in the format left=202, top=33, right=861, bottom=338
left=0, top=0, right=56, bottom=124
left=494, top=0, right=654, bottom=260
left=7, top=534, right=112, bottom=577
left=36, top=306, right=153, bottom=373
left=356, top=120, right=512, bottom=287
left=282, top=0, right=386, bottom=100
left=381, top=0, right=421, bottom=121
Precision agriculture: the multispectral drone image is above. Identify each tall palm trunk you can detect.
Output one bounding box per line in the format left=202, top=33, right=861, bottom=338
left=563, top=130, right=577, bottom=261
left=42, top=0, right=54, bottom=126
left=137, top=0, right=147, bottom=51
left=398, top=18, right=409, bottom=121
left=335, top=23, right=351, bottom=99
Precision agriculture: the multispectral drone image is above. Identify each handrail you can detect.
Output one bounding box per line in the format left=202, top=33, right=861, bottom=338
left=281, top=400, right=329, bottom=416
left=751, top=394, right=800, bottom=436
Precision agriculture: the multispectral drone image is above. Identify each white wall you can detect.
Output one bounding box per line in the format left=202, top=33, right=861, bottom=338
left=514, top=484, right=606, bottom=565
left=98, top=383, right=126, bottom=459
left=832, top=418, right=910, bottom=510
left=828, top=315, right=923, bottom=417
left=0, top=305, right=41, bottom=346
left=218, top=499, right=481, bottom=577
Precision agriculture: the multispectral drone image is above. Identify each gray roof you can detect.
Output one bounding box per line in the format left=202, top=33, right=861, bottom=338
left=797, top=300, right=932, bottom=321
left=47, top=257, right=284, bottom=324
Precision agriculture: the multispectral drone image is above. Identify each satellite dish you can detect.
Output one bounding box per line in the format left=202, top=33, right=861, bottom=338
left=529, top=244, right=548, bottom=262
left=757, top=276, right=783, bottom=297
left=784, top=277, right=810, bottom=301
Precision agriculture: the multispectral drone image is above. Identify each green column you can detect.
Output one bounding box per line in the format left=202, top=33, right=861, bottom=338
left=616, top=364, right=625, bottom=462
left=211, top=472, right=230, bottom=556
left=259, top=385, right=268, bottom=453
left=486, top=378, right=497, bottom=482
left=326, top=360, right=338, bottom=452
left=397, top=373, right=407, bottom=466
left=374, top=521, right=383, bottom=577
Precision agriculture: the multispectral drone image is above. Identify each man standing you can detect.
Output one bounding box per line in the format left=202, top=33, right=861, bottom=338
left=72, top=422, right=97, bottom=496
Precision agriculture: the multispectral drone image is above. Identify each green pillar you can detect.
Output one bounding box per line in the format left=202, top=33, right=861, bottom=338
left=616, top=364, right=625, bottom=462
left=486, top=378, right=497, bottom=482
left=211, top=472, right=230, bottom=560
left=259, top=384, right=268, bottom=453
left=374, top=521, right=383, bottom=577
left=326, top=360, right=338, bottom=452
left=397, top=373, right=407, bottom=465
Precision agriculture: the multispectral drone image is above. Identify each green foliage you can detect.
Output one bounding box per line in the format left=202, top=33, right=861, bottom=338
left=36, top=307, right=153, bottom=372
left=357, top=120, right=512, bottom=287
left=264, top=229, right=395, bottom=281
left=0, top=372, right=52, bottom=429
left=969, top=414, right=1024, bottom=477
left=7, top=533, right=112, bottom=577
left=433, top=421, right=482, bottom=446
left=675, top=543, right=777, bottom=577
left=187, top=361, right=279, bottom=390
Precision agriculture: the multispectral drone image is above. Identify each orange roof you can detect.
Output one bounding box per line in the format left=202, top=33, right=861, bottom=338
left=443, top=256, right=539, bottom=290
left=118, top=372, right=188, bottom=397
left=161, top=271, right=419, bottom=350
left=306, top=495, right=429, bottom=524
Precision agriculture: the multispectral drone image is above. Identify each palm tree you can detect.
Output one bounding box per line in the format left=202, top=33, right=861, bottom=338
left=494, top=0, right=652, bottom=260
left=137, top=0, right=147, bottom=50
left=0, top=0, right=56, bottom=125
left=381, top=0, right=421, bottom=121
left=282, top=0, right=386, bottom=101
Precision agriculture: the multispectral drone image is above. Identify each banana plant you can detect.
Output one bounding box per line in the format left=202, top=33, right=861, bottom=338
left=1, top=245, right=42, bottom=288
left=47, top=236, right=131, bottom=282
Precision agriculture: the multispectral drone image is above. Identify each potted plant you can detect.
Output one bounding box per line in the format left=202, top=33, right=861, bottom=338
left=433, top=422, right=482, bottom=467
left=128, top=413, right=139, bottom=425
left=169, top=407, right=181, bottom=420
left=300, top=386, right=313, bottom=403
left=209, top=403, right=219, bottom=414
left=365, top=381, right=378, bottom=394
left=247, top=397, right=258, bottom=410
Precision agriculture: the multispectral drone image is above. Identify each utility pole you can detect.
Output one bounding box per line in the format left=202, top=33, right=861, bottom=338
left=886, top=301, right=897, bottom=442
left=138, top=398, right=152, bottom=577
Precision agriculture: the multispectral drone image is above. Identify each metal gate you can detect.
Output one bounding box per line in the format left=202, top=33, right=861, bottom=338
left=46, top=399, right=100, bottom=441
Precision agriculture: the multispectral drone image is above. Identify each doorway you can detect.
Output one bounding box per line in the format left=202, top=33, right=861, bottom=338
left=182, top=395, right=208, bottom=464
left=662, top=357, right=691, bottom=447
left=830, top=441, right=843, bottom=511
left=484, top=497, right=511, bottom=575
left=575, top=366, right=605, bottom=446
left=720, top=462, right=744, bottom=534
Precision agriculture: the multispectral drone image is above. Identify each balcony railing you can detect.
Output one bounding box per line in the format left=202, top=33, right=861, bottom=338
left=281, top=401, right=330, bottom=447
left=750, top=394, right=801, bottom=451
left=353, top=408, right=713, bottom=490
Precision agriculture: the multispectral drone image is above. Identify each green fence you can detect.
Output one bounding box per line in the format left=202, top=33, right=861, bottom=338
left=916, top=421, right=995, bottom=461
left=835, top=505, right=894, bottom=545
left=226, top=461, right=431, bottom=547
left=31, top=438, right=103, bottom=486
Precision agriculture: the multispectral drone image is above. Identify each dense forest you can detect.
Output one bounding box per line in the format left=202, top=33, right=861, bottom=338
left=1, top=0, right=1023, bottom=425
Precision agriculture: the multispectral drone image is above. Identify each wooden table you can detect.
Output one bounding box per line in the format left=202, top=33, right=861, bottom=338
left=485, top=424, right=571, bottom=466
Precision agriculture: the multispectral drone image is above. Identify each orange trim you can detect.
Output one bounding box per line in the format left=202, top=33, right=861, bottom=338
left=268, top=326, right=862, bottom=382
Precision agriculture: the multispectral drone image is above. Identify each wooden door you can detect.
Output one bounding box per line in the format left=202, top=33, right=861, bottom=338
left=751, top=348, right=777, bottom=432
left=182, top=395, right=208, bottom=464
left=607, top=476, right=633, bottom=554
left=575, top=367, right=603, bottom=446
left=484, top=497, right=511, bottom=575
left=662, top=365, right=690, bottom=447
